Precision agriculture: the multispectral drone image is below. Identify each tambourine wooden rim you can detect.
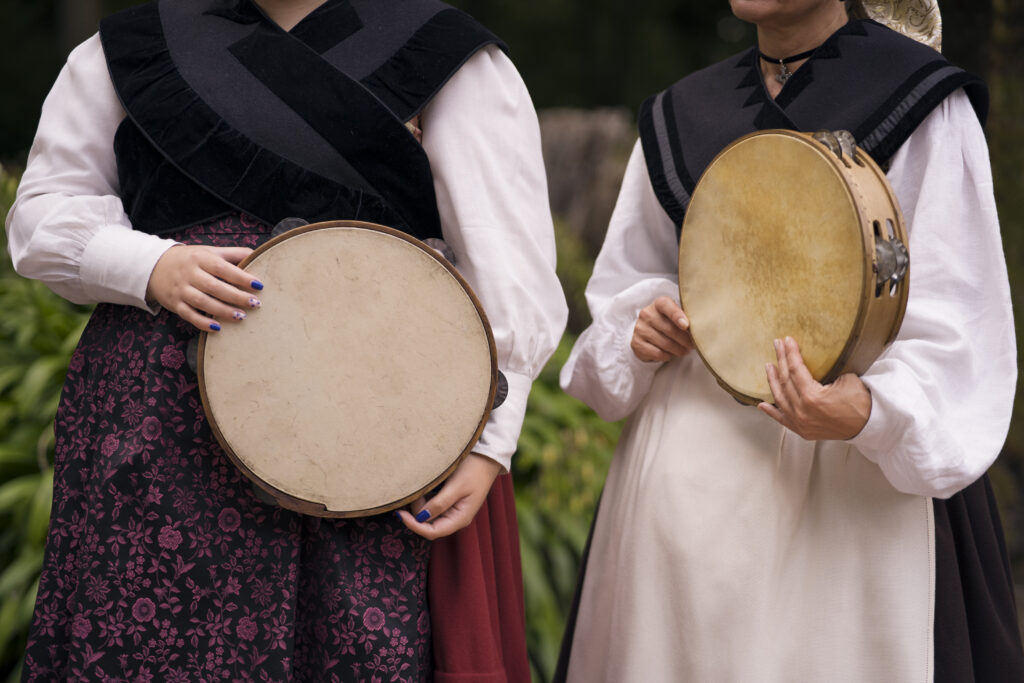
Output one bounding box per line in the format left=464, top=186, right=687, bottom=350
left=678, top=129, right=909, bottom=405
left=197, top=219, right=498, bottom=517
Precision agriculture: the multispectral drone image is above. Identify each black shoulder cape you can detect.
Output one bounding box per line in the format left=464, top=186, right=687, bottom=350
left=100, top=0, right=506, bottom=237
left=638, top=19, right=987, bottom=227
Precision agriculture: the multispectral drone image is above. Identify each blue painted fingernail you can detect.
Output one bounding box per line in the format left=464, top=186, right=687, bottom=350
left=415, top=509, right=431, bottom=523
left=248, top=297, right=261, bottom=308
left=210, top=322, right=222, bottom=331
left=251, top=280, right=264, bottom=291
left=233, top=311, right=246, bottom=321
left=392, top=510, right=402, bottom=519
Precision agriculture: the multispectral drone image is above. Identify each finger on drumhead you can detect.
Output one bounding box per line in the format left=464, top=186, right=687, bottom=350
left=640, top=328, right=687, bottom=357
left=767, top=362, right=798, bottom=416
left=190, top=291, right=245, bottom=326
left=764, top=363, right=782, bottom=404
left=773, top=338, right=792, bottom=382
left=179, top=305, right=222, bottom=333
left=207, top=256, right=264, bottom=293
left=654, top=297, right=688, bottom=328
left=202, top=276, right=261, bottom=313
left=648, top=312, right=691, bottom=346
left=783, top=337, right=814, bottom=381
left=215, top=246, right=254, bottom=264
left=632, top=338, right=671, bottom=363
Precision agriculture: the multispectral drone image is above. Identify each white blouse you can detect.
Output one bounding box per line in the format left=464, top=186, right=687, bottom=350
left=5, top=35, right=568, bottom=472
left=561, top=89, right=1016, bottom=499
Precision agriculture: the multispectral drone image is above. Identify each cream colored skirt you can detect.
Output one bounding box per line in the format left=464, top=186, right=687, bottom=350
left=564, top=354, right=935, bottom=683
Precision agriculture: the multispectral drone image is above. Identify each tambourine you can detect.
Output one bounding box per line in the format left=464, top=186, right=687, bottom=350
left=678, top=129, right=909, bottom=405
left=197, top=220, right=497, bottom=517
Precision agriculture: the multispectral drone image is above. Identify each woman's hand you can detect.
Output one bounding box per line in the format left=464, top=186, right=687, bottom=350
left=146, top=245, right=262, bottom=332
left=758, top=336, right=871, bottom=441
left=631, top=296, right=695, bottom=362
left=397, top=453, right=502, bottom=540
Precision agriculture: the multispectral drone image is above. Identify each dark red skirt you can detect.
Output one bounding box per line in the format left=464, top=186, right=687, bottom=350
left=429, top=473, right=531, bottom=683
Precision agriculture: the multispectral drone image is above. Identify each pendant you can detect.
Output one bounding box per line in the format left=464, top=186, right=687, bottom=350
left=775, top=61, right=792, bottom=84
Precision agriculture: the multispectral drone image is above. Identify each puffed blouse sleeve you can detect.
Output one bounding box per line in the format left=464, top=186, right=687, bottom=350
left=847, top=89, right=1016, bottom=499
left=558, top=140, right=681, bottom=421
left=421, top=45, right=568, bottom=471
left=5, top=34, right=177, bottom=311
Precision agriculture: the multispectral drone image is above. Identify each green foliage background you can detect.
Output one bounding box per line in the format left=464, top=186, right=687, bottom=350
left=0, top=170, right=91, bottom=682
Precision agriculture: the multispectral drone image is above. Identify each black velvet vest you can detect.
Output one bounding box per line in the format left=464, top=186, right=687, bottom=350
left=638, top=19, right=987, bottom=228
left=99, top=0, right=506, bottom=238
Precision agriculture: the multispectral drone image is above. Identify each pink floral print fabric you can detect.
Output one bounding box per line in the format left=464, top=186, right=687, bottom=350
left=22, top=215, right=432, bottom=682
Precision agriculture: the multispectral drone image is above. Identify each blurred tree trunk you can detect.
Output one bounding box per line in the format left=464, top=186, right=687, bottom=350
left=985, top=0, right=1024, bottom=576
left=57, top=0, right=101, bottom=56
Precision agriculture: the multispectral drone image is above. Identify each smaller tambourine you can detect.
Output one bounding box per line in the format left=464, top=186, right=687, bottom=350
left=678, top=129, right=909, bottom=405
left=197, top=220, right=497, bottom=517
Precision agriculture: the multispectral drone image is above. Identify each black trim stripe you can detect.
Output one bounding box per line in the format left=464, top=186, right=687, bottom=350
left=860, top=69, right=987, bottom=163
left=854, top=61, right=949, bottom=145
left=660, top=91, right=694, bottom=197
left=638, top=95, right=688, bottom=229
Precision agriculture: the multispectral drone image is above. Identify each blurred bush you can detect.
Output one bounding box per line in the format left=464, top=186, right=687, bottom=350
left=0, top=168, right=92, bottom=682
left=513, top=336, right=619, bottom=681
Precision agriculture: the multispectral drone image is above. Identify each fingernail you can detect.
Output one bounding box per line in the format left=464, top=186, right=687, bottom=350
left=251, top=280, right=264, bottom=291
left=233, top=311, right=246, bottom=321
left=248, top=298, right=261, bottom=308
left=415, top=509, right=431, bottom=523
left=210, top=322, right=221, bottom=331
left=392, top=510, right=402, bottom=519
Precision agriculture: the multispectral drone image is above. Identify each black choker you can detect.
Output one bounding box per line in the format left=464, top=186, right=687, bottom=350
left=757, top=47, right=818, bottom=84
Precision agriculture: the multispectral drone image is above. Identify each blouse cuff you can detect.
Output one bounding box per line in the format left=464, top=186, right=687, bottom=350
left=845, top=375, right=895, bottom=453
left=472, top=370, right=533, bottom=472
left=80, top=225, right=178, bottom=312
left=846, top=361, right=965, bottom=498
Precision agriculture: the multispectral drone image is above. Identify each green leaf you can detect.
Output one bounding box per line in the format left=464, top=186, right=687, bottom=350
left=0, top=476, right=37, bottom=514
left=26, top=469, right=53, bottom=545
left=0, top=546, right=44, bottom=596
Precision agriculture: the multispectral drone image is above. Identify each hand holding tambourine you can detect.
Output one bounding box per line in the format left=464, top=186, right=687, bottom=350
left=675, top=129, right=909, bottom=432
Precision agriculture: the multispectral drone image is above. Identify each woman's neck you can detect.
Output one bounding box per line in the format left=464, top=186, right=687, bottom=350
left=756, top=3, right=848, bottom=96
left=252, top=0, right=328, bottom=31
left=756, top=3, right=848, bottom=62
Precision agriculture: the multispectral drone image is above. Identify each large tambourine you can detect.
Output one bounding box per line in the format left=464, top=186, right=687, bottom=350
left=678, top=129, right=909, bottom=405
left=197, top=220, right=497, bottom=517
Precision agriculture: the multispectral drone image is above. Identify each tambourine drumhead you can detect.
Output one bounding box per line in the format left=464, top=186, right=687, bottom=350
left=679, top=130, right=908, bottom=405
left=198, top=221, right=496, bottom=517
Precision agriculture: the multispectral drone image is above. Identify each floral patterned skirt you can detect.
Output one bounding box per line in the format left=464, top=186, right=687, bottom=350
left=22, top=214, right=433, bottom=682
